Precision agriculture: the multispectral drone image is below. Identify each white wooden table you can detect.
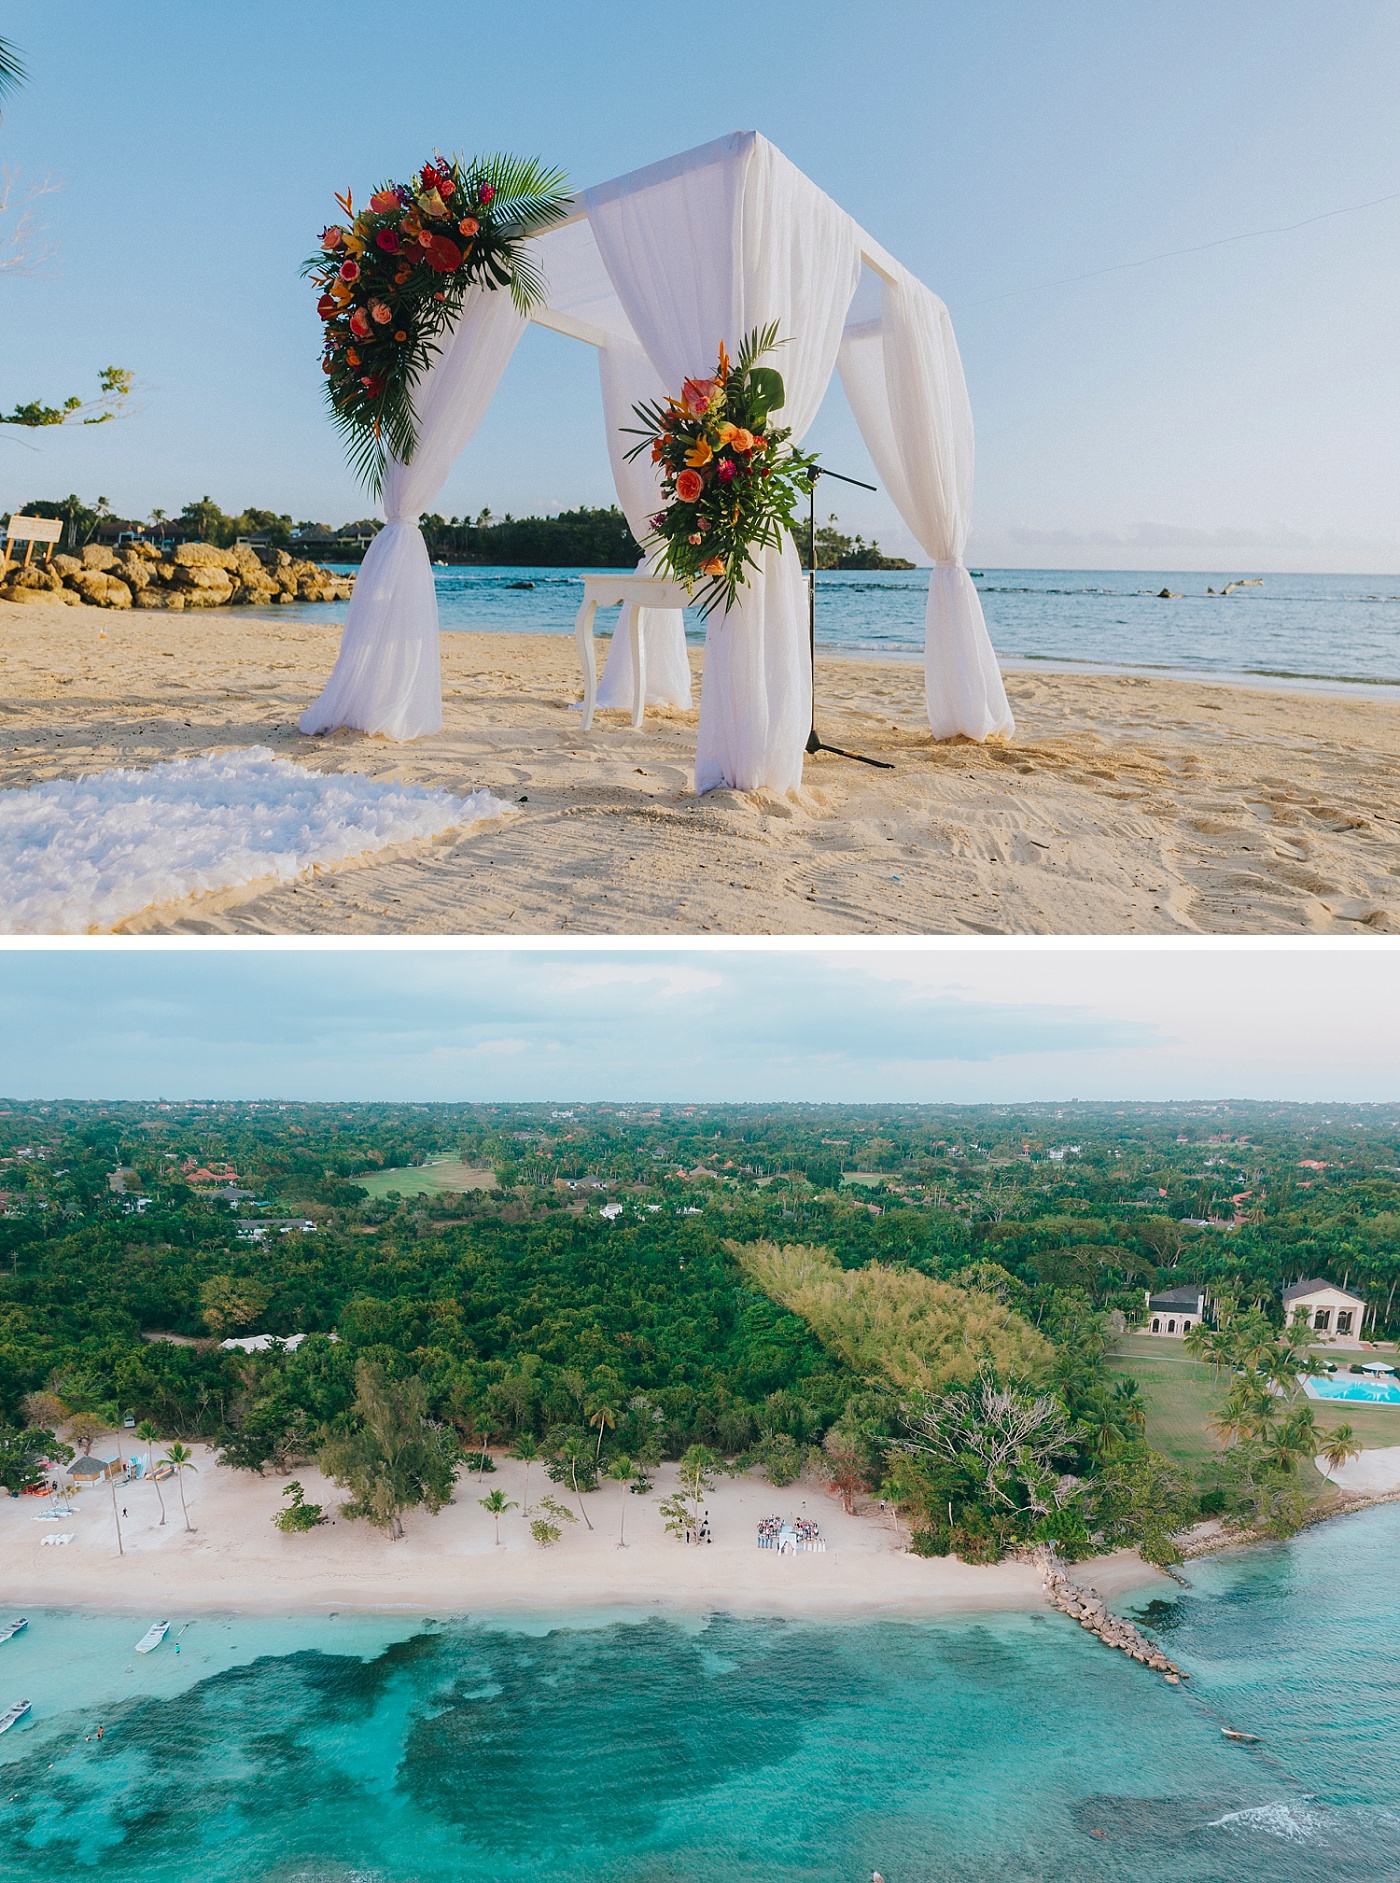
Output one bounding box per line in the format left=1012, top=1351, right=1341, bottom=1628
left=574, top=573, right=692, bottom=730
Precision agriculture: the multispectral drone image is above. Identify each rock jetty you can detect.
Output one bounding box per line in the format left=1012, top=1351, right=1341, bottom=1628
left=1036, top=1549, right=1186, bottom=1683
left=0, top=541, right=355, bottom=612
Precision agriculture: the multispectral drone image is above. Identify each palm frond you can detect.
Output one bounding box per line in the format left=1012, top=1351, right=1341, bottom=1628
left=734, top=321, right=784, bottom=378
left=469, top=151, right=571, bottom=231
left=0, top=35, right=26, bottom=112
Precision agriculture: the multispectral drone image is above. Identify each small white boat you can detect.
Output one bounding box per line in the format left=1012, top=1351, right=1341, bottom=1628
left=0, top=1619, right=26, bottom=1645
left=0, top=1699, right=31, bottom=1734
left=134, top=1621, right=170, bottom=1655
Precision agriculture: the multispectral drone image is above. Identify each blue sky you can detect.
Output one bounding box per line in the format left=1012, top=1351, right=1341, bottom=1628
left=2, top=2, right=1397, bottom=570
left=1, top=946, right=1396, bottom=1102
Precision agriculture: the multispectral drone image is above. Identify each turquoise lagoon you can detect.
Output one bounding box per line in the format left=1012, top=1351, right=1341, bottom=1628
left=2, top=1505, right=1399, bottom=1881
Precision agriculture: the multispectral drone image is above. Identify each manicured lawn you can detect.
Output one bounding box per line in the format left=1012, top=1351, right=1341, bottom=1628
left=351, top=1159, right=497, bottom=1200
left=1107, top=1334, right=1400, bottom=1486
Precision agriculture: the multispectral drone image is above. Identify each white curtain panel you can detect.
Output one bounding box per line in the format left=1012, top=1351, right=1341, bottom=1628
left=585, top=132, right=861, bottom=793
left=593, top=340, right=692, bottom=712
left=300, top=285, right=527, bottom=741
left=838, top=279, right=1013, bottom=741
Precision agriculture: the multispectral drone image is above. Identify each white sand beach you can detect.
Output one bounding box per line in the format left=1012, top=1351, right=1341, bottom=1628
left=4, top=598, right=1399, bottom=935
left=0, top=1448, right=1167, bottom=1620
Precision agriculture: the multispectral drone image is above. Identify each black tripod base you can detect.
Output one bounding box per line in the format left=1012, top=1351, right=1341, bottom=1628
left=806, top=731, right=895, bottom=770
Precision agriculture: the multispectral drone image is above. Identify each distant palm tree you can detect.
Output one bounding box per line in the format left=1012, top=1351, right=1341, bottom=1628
left=510, top=1433, right=540, bottom=1514
left=162, top=1443, right=198, bottom=1532
left=1318, top=1423, right=1362, bottom=1484
left=589, top=1401, right=617, bottom=1464
left=1111, top=1377, right=1147, bottom=1436
left=607, top=1455, right=636, bottom=1547
left=136, top=1420, right=167, bottom=1525
left=478, top=1487, right=518, bottom=1545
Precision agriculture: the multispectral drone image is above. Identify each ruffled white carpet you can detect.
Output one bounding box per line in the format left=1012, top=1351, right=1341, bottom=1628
left=0, top=746, right=511, bottom=933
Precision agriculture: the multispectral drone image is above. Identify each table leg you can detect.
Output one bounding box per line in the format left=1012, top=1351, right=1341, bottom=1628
left=575, top=598, right=599, bottom=730
left=630, top=605, right=647, bottom=729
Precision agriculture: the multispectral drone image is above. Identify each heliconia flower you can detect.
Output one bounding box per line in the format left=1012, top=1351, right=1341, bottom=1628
left=685, top=438, right=712, bottom=468
left=370, top=301, right=392, bottom=324
left=376, top=228, right=401, bottom=254
left=338, top=259, right=360, bottom=283
left=458, top=216, right=479, bottom=237
left=478, top=183, right=495, bottom=203
left=675, top=469, right=704, bottom=503
left=349, top=307, right=373, bottom=339
left=717, top=459, right=738, bottom=483
left=369, top=189, right=400, bottom=214
left=320, top=226, right=346, bottom=250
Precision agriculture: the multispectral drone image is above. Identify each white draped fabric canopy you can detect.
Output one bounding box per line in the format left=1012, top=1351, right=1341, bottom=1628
left=301, top=130, right=1012, bottom=778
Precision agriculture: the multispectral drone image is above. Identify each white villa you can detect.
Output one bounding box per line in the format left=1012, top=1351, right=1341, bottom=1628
left=1282, top=1278, right=1368, bottom=1344
left=1142, top=1283, right=1207, bottom=1337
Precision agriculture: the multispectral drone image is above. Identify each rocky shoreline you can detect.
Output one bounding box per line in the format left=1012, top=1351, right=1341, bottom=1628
left=0, top=540, right=355, bottom=611
left=1035, top=1547, right=1186, bottom=1682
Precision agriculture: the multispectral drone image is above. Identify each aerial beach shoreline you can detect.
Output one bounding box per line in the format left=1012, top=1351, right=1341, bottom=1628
left=0, top=1446, right=1170, bottom=1622
left=4, top=598, right=1399, bottom=936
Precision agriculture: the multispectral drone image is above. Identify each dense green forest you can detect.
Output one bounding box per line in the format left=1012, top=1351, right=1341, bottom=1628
left=2, top=1100, right=1396, bottom=1558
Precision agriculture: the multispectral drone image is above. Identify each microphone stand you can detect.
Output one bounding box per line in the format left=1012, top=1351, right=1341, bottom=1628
left=804, top=465, right=895, bottom=769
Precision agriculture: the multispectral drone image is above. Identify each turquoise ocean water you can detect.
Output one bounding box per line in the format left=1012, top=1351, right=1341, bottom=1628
left=288, top=565, right=1400, bottom=690
left=1, top=1503, right=1398, bottom=1881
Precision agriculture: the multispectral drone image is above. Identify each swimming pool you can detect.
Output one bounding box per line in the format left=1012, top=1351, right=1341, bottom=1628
left=1305, top=1376, right=1400, bottom=1404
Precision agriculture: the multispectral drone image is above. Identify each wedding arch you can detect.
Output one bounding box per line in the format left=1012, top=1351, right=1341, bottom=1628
left=300, top=131, right=1014, bottom=792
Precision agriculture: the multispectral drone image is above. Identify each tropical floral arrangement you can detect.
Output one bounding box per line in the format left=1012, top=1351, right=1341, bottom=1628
left=625, top=322, right=817, bottom=615
left=307, top=153, right=569, bottom=491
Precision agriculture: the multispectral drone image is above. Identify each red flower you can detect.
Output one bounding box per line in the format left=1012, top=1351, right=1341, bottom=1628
left=478, top=183, right=495, bottom=204
left=349, top=307, right=373, bottom=339
left=376, top=228, right=401, bottom=254
left=369, top=189, right=400, bottom=214
left=322, top=358, right=334, bottom=375
left=717, top=458, right=738, bottom=483
left=421, top=233, right=462, bottom=273
left=675, top=469, right=704, bottom=503
left=316, top=294, right=337, bottom=320
left=361, top=374, right=385, bottom=397
left=338, top=259, right=360, bottom=283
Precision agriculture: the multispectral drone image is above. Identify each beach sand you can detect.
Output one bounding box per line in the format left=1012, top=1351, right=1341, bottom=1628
left=4, top=598, right=1399, bottom=935
left=0, top=1448, right=1166, bottom=1620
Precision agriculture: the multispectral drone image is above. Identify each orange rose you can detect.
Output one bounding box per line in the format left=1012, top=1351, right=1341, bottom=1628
left=731, top=428, right=754, bottom=453
left=675, top=469, right=704, bottom=503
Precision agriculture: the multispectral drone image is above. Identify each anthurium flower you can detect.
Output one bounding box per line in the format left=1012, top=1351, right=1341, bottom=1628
left=421, top=233, right=463, bottom=273
left=675, top=469, right=704, bottom=503
left=369, top=189, right=400, bottom=214
left=681, top=376, right=720, bottom=417
left=317, top=294, right=337, bottom=320
left=685, top=438, right=713, bottom=468
left=418, top=188, right=449, bottom=220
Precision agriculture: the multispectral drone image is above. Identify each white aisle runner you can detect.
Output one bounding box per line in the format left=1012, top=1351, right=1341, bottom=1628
left=0, top=746, right=511, bottom=933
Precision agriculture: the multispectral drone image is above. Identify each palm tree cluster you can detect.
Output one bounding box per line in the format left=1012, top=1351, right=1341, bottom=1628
left=1186, top=1299, right=1360, bottom=1532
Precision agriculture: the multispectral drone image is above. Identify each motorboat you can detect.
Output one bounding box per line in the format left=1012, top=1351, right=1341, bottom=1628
left=0, top=1619, right=26, bottom=1645
left=135, top=1621, right=171, bottom=1654
left=0, top=1699, right=31, bottom=1734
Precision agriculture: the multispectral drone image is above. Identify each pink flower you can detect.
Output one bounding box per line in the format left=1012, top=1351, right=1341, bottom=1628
left=718, top=458, right=738, bottom=483
left=478, top=183, right=495, bottom=204
left=370, top=301, right=392, bottom=324
left=675, top=469, right=704, bottom=503
left=680, top=376, right=719, bottom=417
left=650, top=513, right=666, bottom=530
left=349, top=307, right=372, bottom=339
left=321, top=226, right=346, bottom=251
left=688, top=533, right=702, bottom=545
left=376, top=228, right=401, bottom=254
left=338, top=259, right=360, bottom=283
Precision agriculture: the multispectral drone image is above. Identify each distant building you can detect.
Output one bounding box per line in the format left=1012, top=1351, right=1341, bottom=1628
left=1283, top=1279, right=1367, bottom=1342
left=68, top=1456, right=121, bottom=1483
left=236, top=1218, right=315, bottom=1240
left=1142, top=1283, right=1207, bottom=1337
